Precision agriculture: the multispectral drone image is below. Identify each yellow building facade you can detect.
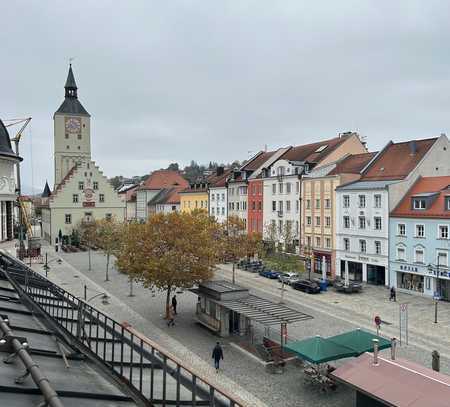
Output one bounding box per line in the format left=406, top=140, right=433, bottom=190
left=179, top=183, right=208, bottom=213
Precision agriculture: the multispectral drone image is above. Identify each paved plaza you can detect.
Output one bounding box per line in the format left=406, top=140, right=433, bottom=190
left=8, top=242, right=450, bottom=406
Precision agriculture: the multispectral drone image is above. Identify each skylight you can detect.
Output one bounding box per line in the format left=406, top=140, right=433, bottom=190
left=315, top=145, right=328, bottom=153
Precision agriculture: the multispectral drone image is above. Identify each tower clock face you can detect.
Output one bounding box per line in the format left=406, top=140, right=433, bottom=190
left=65, top=117, right=81, bottom=133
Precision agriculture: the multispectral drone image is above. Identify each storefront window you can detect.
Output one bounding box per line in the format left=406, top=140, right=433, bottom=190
left=397, top=272, right=424, bottom=293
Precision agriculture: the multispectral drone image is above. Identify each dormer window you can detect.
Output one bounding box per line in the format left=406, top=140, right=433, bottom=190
left=413, top=199, right=426, bottom=210
left=315, top=145, right=328, bottom=153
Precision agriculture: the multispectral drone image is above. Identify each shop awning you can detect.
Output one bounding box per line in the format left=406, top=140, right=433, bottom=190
left=284, top=335, right=356, bottom=364
left=328, top=329, right=391, bottom=355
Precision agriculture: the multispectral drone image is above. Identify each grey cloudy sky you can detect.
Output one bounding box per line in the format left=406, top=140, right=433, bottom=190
left=2, top=1, right=450, bottom=193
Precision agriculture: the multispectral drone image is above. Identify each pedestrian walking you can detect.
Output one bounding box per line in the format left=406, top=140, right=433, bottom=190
left=172, top=295, right=177, bottom=315
left=389, top=286, right=396, bottom=302
left=212, top=342, right=224, bottom=372
left=167, top=305, right=175, bottom=327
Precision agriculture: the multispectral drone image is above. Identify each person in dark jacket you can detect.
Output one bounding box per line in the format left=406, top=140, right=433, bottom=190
left=212, top=342, right=223, bottom=372
left=389, top=286, right=396, bottom=302
left=172, top=295, right=177, bottom=315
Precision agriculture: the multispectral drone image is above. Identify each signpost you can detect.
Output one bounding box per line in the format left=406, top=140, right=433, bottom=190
left=433, top=292, right=441, bottom=324
left=399, top=303, right=408, bottom=345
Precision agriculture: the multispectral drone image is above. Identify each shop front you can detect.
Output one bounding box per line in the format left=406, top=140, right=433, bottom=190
left=313, top=250, right=333, bottom=277
left=338, top=252, right=388, bottom=286
left=391, top=263, right=433, bottom=297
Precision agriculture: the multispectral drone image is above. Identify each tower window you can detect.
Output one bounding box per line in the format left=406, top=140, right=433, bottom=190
left=78, top=134, right=82, bottom=140
left=66, top=145, right=69, bottom=149
left=77, top=146, right=81, bottom=150
left=99, top=194, right=105, bottom=202
left=83, top=124, right=85, bottom=128
left=78, top=181, right=84, bottom=190
left=65, top=134, right=69, bottom=139
left=93, top=182, right=98, bottom=190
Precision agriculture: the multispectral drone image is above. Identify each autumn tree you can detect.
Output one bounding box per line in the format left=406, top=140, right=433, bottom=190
left=77, top=220, right=98, bottom=271
left=264, top=221, right=278, bottom=254
left=116, top=211, right=220, bottom=318
left=115, top=221, right=144, bottom=296
left=219, top=216, right=263, bottom=284
left=95, top=217, right=123, bottom=281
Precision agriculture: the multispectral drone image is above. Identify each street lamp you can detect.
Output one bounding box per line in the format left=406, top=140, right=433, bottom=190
left=428, top=263, right=440, bottom=323
left=42, top=253, right=62, bottom=277
left=83, top=285, right=110, bottom=305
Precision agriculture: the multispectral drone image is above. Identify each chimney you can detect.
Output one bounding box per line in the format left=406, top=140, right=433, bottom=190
left=391, top=337, right=397, bottom=360
left=216, top=166, right=224, bottom=176
left=372, top=339, right=379, bottom=366
left=409, top=140, right=417, bottom=155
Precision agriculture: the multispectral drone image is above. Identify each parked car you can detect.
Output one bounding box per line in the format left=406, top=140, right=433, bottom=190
left=259, top=269, right=281, bottom=279
left=278, top=272, right=301, bottom=285
left=292, top=279, right=321, bottom=294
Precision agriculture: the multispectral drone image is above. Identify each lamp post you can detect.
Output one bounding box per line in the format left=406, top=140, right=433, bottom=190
left=428, top=263, right=441, bottom=323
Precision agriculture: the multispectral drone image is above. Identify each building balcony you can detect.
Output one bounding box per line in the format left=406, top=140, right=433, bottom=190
left=277, top=210, right=284, bottom=217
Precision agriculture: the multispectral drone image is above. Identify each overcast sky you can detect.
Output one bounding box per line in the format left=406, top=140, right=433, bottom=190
left=2, top=1, right=450, bottom=193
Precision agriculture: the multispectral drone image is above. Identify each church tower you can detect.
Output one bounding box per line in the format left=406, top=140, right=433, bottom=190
left=53, top=65, right=91, bottom=187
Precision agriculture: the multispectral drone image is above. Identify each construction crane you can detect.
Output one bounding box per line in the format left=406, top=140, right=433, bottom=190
left=4, top=117, right=32, bottom=255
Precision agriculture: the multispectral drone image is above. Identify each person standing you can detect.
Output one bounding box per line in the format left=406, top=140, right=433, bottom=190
left=172, top=295, right=177, bottom=315
left=212, top=342, right=223, bottom=372
left=167, top=305, right=175, bottom=327
left=389, top=286, right=396, bottom=302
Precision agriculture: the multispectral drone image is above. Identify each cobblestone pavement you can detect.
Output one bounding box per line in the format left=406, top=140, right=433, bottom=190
left=17, top=244, right=357, bottom=407
left=13, top=243, right=450, bottom=407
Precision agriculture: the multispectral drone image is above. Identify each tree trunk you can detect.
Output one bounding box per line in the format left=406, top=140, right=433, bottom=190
left=129, top=278, right=134, bottom=297
left=232, top=262, right=236, bottom=284
left=88, top=247, right=91, bottom=271
left=165, top=286, right=171, bottom=319
left=105, top=253, right=110, bottom=281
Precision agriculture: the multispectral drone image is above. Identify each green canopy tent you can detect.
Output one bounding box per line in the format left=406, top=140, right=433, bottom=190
left=328, top=328, right=391, bottom=355
left=284, top=335, right=356, bottom=364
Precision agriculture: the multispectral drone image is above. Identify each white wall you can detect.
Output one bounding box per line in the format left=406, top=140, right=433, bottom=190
left=209, top=186, right=227, bottom=223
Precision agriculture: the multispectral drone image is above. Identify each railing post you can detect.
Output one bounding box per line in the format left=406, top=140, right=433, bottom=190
left=76, top=300, right=84, bottom=341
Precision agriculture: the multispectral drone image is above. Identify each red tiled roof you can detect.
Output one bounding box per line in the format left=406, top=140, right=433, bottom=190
left=391, top=176, right=450, bottom=218
left=51, top=165, right=78, bottom=199
left=281, top=134, right=351, bottom=163
left=242, top=151, right=275, bottom=171
left=361, top=138, right=437, bottom=181
left=328, top=152, right=377, bottom=176
left=208, top=169, right=232, bottom=188
left=332, top=353, right=450, bottom=407
left=139, top=170, right=189, bottom=190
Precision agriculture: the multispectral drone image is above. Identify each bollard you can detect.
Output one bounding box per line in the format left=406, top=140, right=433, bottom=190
left=372, top=339, right=379, bottom=365
left=432, top=350, right=440, bottom=372
left=391, top=338, right=397, bottom=360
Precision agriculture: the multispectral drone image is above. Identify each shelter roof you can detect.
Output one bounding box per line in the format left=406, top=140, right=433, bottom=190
left=331, top=352, right=450, bottom=407
left=221, top=294, right=313, bottom=325
left=391, top=176, right=450, bottom=219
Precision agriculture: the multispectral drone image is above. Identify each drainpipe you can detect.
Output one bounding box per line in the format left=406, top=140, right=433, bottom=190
left=0, top=316, right=64, bottom=407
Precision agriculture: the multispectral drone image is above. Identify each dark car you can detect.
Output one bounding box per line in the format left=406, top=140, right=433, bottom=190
left=292, top=279, right=321, bottom=294
left=259, top=269, right=281, bottom=279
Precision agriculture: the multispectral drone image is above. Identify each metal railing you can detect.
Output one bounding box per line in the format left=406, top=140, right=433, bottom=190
left=0, top=253, right=244, bottom=407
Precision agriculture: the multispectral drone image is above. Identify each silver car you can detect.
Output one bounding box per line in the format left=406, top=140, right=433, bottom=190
left=278, top=272, right=301, bottom=285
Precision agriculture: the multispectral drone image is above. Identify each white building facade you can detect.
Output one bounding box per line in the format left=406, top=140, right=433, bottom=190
left=209, top=186, right=227, bottom=223
left=335, top=181, right=391, bottom=285
left=0, top=120, right=21, bottom=241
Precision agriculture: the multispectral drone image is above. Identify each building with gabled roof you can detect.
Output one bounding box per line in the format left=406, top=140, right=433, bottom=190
left=335, top=135, right=450, bottom=286
left=389, top=176, right=450, bottom=299
left=301, top=152, right=376, bottom=278
left=136, top=170, right=188, bottom=221
left=41, top=66, right=125, bottom=244
left=227, top=151, right=276, bottom=230
left=208, top=167, right=232, bottom=223
left=261, top=132, right=368, bottom=252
